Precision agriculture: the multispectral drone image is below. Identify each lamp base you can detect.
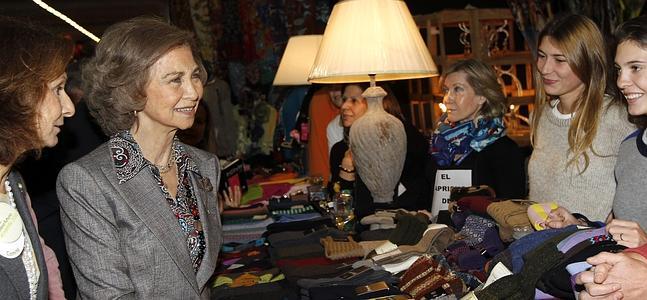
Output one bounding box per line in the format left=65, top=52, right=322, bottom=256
left=350, top=86, right=406, bottom=204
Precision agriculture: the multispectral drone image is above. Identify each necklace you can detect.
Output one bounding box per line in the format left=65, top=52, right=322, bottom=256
left=3, top=180, right=15, bottom=207
left=1, top=179, right=39, bottom=299
left=154, top=147, right=176, bottom=174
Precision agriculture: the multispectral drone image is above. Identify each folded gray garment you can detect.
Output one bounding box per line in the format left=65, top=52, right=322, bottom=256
left=211, top=281, right=288, bottom=300
left=297, top=269, right=396, bottom=290
left=280, top=262, right=351, bottom=285
left=270, top=242, right=324, bottom=260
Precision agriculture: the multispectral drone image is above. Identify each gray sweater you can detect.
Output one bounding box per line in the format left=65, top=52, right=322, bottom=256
left=528, top=98, right=635, bottom=221
left=613, top=129, right=647, bottom=227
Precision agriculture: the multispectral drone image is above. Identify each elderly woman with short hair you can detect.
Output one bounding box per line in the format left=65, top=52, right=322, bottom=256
left=57, top=17, right=222, bottom=299
left=426, top=59, right=526, bottom=200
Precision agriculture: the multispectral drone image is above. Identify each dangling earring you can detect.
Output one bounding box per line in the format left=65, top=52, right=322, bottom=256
left=133, top=110, right=138, bottom=116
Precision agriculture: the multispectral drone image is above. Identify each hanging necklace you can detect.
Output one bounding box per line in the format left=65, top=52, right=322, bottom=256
left=154, top=147, right=176, bottom=174
left=0, top=179, right=26, bottom=259
left=2, top=180, right=39, bottom=299
left=2, top=180, right=15, bottom=207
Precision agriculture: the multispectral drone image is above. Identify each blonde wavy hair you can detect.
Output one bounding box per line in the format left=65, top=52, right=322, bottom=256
left=441, top=59, right=507, bottom=120
left=530, top=14, right=616, bottom=173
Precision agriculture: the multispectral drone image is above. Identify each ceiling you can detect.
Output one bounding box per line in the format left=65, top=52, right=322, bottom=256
left=0, top=0, right=169, bottom=40
left=0, top=0, right=509, bottom=42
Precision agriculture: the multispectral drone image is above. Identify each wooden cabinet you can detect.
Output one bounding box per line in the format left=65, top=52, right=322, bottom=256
left=407, top=8, right=534, bottom=145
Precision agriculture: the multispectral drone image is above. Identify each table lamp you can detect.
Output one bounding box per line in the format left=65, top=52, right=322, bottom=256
left=308, top=0, right=438, bottom=204
left=273, top=35, right=323, bottom=150
left=273, top=35, right=323, bottom=86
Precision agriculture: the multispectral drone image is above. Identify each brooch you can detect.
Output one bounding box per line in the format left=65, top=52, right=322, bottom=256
left=197, top=177, right=213, bottom=192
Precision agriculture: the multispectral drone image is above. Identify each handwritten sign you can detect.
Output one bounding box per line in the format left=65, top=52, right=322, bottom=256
left=431, top=169, right=471, bottom=219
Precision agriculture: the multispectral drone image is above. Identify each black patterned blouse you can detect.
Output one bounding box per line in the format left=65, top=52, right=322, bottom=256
left=109, top=130, right=206, bottom=272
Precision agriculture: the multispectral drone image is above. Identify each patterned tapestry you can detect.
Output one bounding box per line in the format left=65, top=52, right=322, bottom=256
left=170, top=0, right=333, bottom=159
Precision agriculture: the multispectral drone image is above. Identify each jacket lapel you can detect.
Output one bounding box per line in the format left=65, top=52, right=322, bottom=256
left=101, top=165, right=199, bottom=293
left=7, top=171, right=48, bottom=300
left=190, top=154, right=222, bottom=290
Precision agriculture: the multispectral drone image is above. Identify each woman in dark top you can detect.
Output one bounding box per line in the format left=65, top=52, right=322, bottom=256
left=329, top=83, right=429, bottom=219
left=427, top=59, right=526, bottom=206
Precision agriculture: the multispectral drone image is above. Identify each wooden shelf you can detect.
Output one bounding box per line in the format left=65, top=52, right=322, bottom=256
left=407, top=8, right=536, bottom=134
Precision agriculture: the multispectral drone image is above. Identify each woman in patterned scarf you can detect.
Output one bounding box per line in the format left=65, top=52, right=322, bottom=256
left=427, top=59, right=526, bottom=205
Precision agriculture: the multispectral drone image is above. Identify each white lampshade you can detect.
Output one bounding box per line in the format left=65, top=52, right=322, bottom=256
left=273, top=35, right=323, bottom=86
left=308, top=0, right=438, bottom=84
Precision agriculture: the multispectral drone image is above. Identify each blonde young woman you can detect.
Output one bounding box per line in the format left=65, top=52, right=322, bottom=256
left=528, top=14, right=634, bottom=222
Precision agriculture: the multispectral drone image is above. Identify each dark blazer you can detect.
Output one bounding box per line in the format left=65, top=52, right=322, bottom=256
left=57, top=143, right=222, bottom=299
left=426, top=135, right=527, bottom=199
left=0, top=171, right=49, bottom=300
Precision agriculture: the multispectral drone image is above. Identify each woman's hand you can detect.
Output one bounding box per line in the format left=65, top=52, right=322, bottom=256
left=339, top=149, right=355, bottom=181
left=218, top=185, right=242, bottom=213
left=576, top=251, right=647, bottom=300
left=606, top=219, right=647, bottom=248
left=546, top=206, right=586, bottom=229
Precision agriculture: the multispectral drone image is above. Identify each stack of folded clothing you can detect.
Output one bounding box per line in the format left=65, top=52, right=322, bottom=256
left=268, top=199, right=322, bottom=223
left=212, top=267, right=293, bottom=299
left=221, top=203, right=274, bottom=244
left=268, top=227, right=356, bottom=284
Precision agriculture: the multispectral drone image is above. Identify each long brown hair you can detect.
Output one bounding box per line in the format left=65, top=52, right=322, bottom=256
left=531, top=14, right=614, bottom=173
left=0, top=16, right=72, bottom=165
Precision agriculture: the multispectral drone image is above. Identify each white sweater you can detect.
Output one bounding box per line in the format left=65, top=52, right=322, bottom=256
left=528, top=98, right=635, bottom=221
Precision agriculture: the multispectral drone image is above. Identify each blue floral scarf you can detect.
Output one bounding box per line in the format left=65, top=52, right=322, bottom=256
left=429, top=114, right=506, bottom=167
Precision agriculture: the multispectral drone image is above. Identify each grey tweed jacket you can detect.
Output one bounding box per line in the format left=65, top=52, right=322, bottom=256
left=57, top=142, right=222, bottom=299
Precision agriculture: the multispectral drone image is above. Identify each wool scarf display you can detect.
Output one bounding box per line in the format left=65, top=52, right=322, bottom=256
left=429, top=115, right=506, bottom=167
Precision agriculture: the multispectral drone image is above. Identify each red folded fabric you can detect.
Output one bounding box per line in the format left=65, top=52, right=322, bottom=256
left=457, top=195, right=494, bottom=214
